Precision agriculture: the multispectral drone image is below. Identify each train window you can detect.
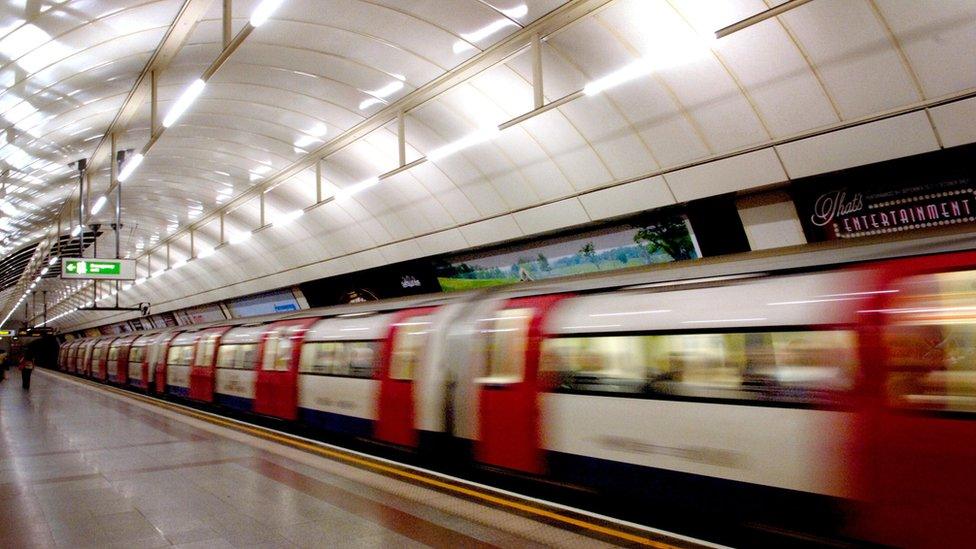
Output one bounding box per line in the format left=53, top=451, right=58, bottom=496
left=167, top=345, right=193, bottom=367
left=268, top=327, right=301, bottom=371
left=540, top=336, right=646, bottom=394
left=348, top=341, right=375, bottom=377
left=216, top=345, right=236, bottom=369
left=300, top=342, right=338, bottom=374
left=196, top=334, right=218, bottom=367
left=480, top=309, right=533, bottom=382
left=390, top=317, right=432, bottom=380
left=129, top=346, right=145, bottom=365
left=299, top=341, right=376, bottom=378
left=884, top=270, right=976, bottom=413
left=540, top=330, right=855, bottom=403
left=262, top=330, right=287, bottom=371
left=217, top=344, right=258, bottom=369
left=92, top=344, right=106, bottom=364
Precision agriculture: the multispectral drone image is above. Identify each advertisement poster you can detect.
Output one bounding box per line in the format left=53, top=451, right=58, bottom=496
left=300, top=261, right=440, bottom=308
left=227, top=289, right=301, bottom=318
left=435, top=216, right=700, bottom=292
left=175, top=304, right=227, bottom=325
left=792, top=145, right=975, bottom=242
left=149, top=312, right=178, bottom=328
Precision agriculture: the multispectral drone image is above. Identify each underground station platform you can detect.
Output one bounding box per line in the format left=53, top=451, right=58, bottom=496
left=0, top=370, right=713, bottom=549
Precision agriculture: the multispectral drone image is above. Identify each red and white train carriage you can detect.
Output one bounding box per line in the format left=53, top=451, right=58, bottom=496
left=57, top=244, right=976, bottom=546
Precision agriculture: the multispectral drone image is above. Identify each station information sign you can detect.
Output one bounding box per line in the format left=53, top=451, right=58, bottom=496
left=61, top=258, right=136, bottom=280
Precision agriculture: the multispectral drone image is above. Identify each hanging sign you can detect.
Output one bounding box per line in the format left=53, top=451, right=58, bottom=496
left=61, top=258, right=136, bottom=280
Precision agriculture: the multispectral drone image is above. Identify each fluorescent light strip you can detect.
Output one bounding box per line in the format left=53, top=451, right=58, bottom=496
left=589, top=309, right=671, bottom=317
left=335, top=176, right=379, bottom=201
left=117, top=153, right=144, bottom=182
left=427, top=126, right=500, bottom=162
left=271, top=209, right=303, bottom=227
left=162, top=79, right=206, bottom=128
left=681, top=317, right=767, bottom=324
left=250, top=0, right=285, bottom=27
left=583, top=59, right=654, bottom=96
left=90, top=195, right=107, bottom=215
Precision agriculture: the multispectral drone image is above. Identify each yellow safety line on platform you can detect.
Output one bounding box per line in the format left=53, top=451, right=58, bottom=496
left=46, top=371, right=679, bottom=548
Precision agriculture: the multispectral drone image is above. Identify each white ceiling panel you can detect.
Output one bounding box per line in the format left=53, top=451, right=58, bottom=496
left=579, top=176, right=675, bottom=221
left=875, top=0, right=976, bottom=98
left=666, top=148, right=788, bottom=203
left=929, top=97, right=976, bottom=148
left=779, top=0, right=921, bottom=118
left=775, top=111, right=940, bottom=179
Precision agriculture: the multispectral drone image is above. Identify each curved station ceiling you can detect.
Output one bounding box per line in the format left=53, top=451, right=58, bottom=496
left=1, top=0, right=975, bottom=330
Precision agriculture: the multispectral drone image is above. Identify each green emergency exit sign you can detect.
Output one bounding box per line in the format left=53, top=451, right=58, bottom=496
left=61, top=258, right=135, bottom=280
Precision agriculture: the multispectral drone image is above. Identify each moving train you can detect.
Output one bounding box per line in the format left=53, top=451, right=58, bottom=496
left=56, top=243, right=976, bottom=547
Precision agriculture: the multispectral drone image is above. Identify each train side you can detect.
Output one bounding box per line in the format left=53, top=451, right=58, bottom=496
left=55, top=251, right=976, bottom=545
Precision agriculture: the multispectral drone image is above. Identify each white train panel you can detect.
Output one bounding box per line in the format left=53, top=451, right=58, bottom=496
left=540, top=393, right=857, bottom=498
left=167, top=364, right=190, bottom=388
left=546, top=271, right=874, bottom=335
left=298, top=375, right=379, bottom=420
left=128, top=361, right=142, bottom=382
left=215, top=369, right=256, bottom=399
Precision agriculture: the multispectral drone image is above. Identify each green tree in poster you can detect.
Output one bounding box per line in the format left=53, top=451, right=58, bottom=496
left=578, top=242, right=600, bottom=270
left=634, top=217, right=695, bottom=260
left=537, top=252, right=551, bottom=272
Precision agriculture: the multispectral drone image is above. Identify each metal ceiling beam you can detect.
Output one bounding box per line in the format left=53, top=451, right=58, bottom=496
left=156, top=0, right=616, bottom=251
left=0, top=0, right=216, bottom=325
left=24, top=0, right=279, bottom=323
left=87, top=0, right=216, bottom=179
left=715, top=0, right=815, bottom=39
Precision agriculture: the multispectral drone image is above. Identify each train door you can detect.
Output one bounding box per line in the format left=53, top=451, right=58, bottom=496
left=91, top=338, right=116, bottom=381
left=80, top=340, right=95, bottom=377
left=152, top=332, right=179, bottom=395
left=376, top=308, right=438, bottom=447
left=189, top=327, right=230, bottom=403
left=126, top=336, right=151, bottom=390
left=107, top=336, right=135, bottom=385
left=862, top=251, right=976, bottom=547
left=63, top=343, right=75, bottom=371
left=473, top=294, right=568, bottom=473
left=254, top=318, right=318, bottom=420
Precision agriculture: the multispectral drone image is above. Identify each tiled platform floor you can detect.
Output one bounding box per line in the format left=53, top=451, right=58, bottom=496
left=0, top=369, right=623, bottom=548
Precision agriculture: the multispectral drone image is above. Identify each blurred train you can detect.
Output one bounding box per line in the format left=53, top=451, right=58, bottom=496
left=57, top=242, right=976, bottom=547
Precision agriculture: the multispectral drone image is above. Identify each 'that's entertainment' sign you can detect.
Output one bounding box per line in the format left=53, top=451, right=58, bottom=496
left=792, top=146, right=975, bottom=242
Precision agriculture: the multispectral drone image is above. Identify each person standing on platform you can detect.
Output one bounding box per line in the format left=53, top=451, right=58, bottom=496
left=19, top=350, right=34, bottom=390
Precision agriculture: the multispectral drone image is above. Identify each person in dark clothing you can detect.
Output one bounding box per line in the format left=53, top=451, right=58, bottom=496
left=19, top=351, right=34, bottom=390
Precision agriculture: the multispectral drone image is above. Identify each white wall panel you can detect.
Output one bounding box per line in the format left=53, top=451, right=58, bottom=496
left=512, top=198, right=589, bottom=235
left=416, top=229, right=467, bottom=257
left=458, top=215, right=523, bottom=248
left=378, top=240, right=423, bottom=264
left=666, top=148, right=787, bottom=202
left=776, top=112, right=940, bottom=179
left=738, top=193, right=807, bottom=251
left=579, top=176, right=674, bottom=221
left=929, top=97, right=976, bottom=149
